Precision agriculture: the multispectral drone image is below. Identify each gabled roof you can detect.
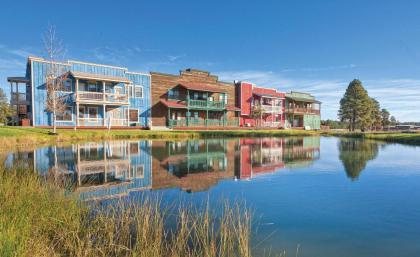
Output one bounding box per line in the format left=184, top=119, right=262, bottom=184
left=178, top=82, right=226, bottom=93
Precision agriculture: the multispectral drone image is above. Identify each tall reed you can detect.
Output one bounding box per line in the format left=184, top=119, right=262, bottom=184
left=0, top=165, right=254, bottom=257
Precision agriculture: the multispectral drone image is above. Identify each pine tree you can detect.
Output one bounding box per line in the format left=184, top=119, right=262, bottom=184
left=338, top=79, right=371, bottom=131
left=381, top=109, right=390, bottom=127
left=370, top=98, right=382, bottom=130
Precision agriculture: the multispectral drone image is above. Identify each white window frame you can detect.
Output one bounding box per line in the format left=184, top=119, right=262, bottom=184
left=114, top=86, right=122, bottom=95
left=134, top=85, right=143, bottom=98
left=129, top=109, right=139, bottom=123
left=131, top=165, right=144, bottom=178
left=56, top=106, right=73, bottom=122
left=127, top=84, right=133, bottom=98
left=87, top=106, right=99, bottom=119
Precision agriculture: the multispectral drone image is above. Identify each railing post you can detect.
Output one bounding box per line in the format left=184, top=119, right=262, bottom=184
left=102, top=81, right=106, bottom=102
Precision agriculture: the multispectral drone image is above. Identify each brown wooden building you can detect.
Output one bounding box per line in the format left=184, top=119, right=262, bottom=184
left=150, top=69, right=240, bottom=129
left=150, top=139, right=240, bottom=192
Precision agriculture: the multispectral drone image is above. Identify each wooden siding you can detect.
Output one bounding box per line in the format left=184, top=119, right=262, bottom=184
left=150, top=69, right=237, bottom=127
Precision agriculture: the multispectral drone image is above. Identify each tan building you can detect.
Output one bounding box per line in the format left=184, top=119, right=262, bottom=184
left=150, top=69, right=240, bottom=129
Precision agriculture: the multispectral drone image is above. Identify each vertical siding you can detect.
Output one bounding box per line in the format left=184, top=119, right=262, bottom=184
left=126, top=73, right=151, bottom=127
left=32, top=60, right=74, bottom=126
left=31, top=59, right=151, bottom=128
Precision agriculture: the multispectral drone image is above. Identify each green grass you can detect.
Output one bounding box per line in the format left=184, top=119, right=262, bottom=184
left=323, top=131, right=420, bottom=146
left=0, top=126, right=318, bottom=151
left=0, top=165, right=266, bottom=257
left=1, top=127, right=419, bottom=151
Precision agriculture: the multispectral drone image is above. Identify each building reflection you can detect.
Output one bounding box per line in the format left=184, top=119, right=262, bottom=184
left=151, top=139, right=237, bottom=192
left=34, top=141, right=152, bottom=200
left=236, top=137, right=320, bottom=179
left=5, top=137, right=321, bottom=198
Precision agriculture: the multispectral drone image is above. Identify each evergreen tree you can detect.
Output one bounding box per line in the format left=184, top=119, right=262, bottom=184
left=370, top=98, right=382, bottom=130
left=338, top=79, right=371, bottom=131
left=390, top=116, right=397, bottom=125
left=381, top=109, right=390, bottom=127
left=338, top=138, right=379, bottom=180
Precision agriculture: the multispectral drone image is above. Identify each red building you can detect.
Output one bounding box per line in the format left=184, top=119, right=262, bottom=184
left=236, top=82, right=286, bottom=128
left=237, top=138, right=285, bottom=179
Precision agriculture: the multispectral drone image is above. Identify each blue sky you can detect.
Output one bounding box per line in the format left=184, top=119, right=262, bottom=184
left=1, top=0, right=420, bottom=121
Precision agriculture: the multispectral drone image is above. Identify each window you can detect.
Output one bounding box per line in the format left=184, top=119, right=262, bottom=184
left=79, top=106, right=86, bottom=118
left=62, top=79, right=72, bottom=92
left=56, top=106, right=73, bottom=121
left=134, top=86, right=143, bottom=98
left=88, top=106, right=98, bottom=118
left=194, top=112, right=199, bottom=119
left=219, top=93, right=227, bottom=104
left=129, top=109, right=139, bottom=122
left=131, top=165, right=144, bottom=178
left=114, top=87, right=122, bottom=95
left=105, top=82, right=114, bottom=93
left=127, top=84, right=133, bottom=98
left=88, top=82, right=98, bottom=92
left=168, top=89, right=179, bottom=99
left=79, top=81, right=87, bottom=91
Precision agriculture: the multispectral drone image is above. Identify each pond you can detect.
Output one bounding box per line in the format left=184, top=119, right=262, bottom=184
left=4, top=136, right=420, bottom=257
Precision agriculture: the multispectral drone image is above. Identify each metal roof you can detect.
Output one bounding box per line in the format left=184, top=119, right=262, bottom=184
left=68, top=71, right=131, bottom=83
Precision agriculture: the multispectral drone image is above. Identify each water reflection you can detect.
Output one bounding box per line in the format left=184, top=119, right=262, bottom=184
left=5, top=137, right=321, bottom=200
left=338, top=138, right=379, bottom=180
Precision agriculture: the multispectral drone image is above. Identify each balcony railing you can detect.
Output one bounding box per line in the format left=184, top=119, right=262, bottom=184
left=262, top=121, right=284, bottom=128
left=261, top=104, right=283, bottom=113
left=286, top=108, right=320, bottom=115
left=167, top=96, right=226, bottom=109
left=168, top=118, right=239, bottom=128
left=188, top=99, right=225, bottom=109
left=77, top=91, right=129, bottom=104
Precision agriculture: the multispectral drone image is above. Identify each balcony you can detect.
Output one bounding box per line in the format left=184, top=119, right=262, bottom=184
left=286, top=108, right=320, bottom=115
left=188, top=99, right=225, bottom=109
left=167, top=96, right=226, bottom=110
left=168, top=118, right=239, bottom=128
left=261, top=104, right=282, bottom=113
left=77, top=91, right=129, bottom=105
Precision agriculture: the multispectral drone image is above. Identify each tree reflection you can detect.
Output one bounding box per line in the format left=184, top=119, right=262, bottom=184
left=338, top=138, right=379, bottom=180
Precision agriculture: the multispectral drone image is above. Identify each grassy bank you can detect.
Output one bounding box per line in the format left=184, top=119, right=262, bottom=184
left=1, top=127, right=419, bottom=151
left=0, top=126, right=318, bottom=151
left=0, top=166, right=260, bottom=257
left=324, top=131, right=420, bottom=146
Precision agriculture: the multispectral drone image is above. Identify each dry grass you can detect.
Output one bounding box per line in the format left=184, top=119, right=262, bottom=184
left=0, top=165, right=261, bottom=257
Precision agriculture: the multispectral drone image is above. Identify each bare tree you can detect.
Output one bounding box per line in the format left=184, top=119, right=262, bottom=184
left=250, top=104, right=263, bottom=128
left=43, top=25, right=68, bottom=134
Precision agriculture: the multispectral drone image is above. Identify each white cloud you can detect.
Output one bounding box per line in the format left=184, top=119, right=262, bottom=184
left=217, top=70, right=420, bottom=122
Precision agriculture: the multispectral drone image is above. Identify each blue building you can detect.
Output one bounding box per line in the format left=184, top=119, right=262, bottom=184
left=7, top=56, right=151, bottom=128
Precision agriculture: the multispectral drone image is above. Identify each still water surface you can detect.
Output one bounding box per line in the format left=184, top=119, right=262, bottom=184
left=5, top=136, right=420, bottom=257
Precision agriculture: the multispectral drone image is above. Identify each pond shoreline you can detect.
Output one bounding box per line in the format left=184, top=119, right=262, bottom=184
left=0, top=127, right=419, bottom=152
